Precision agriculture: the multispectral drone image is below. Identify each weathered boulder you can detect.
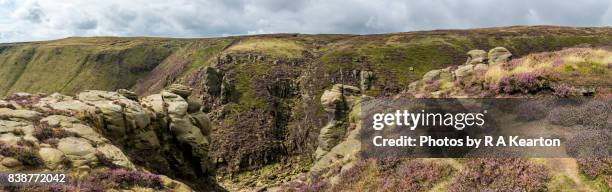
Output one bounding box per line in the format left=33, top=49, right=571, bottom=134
left=0, top=133, right=20, bottom=145
left=488, top=47, right=512, bottom=64
left=422, top=69, right=442, bottom=82
left=454, top=64, right=475, bottom=78
left=142, top=90, right=213, bottom=178
left=466, top=50, right=487, bottom=64
left=168, top=84, right=193, bottom=99
left=38, top=147, right=65, bottom=170
left=422, top=68, right=453, bottom=82
left=474, top=63, right=489, bottom=72
left=1, top=157, right=23, bottom=170
left=0, top=108, right=40, bottom=121
left=321, top=84, right=360, bottom=112
left=96, top=144, right=135, bottom=169
left=117, top=89, right=139, bottom=101
left=0, top=100, right=14, bottom=109
left=57, top=137, right=96, bottom=167
left=77, top=90, right=150, bottom=144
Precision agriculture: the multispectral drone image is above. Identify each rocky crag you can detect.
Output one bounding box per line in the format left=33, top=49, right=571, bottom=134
left=0, top=85, right=222, bottom=191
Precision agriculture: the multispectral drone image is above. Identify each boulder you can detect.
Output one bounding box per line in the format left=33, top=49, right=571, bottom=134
left=1, top=157, right=23, bottom=170
left=160, top=175, right=194, bottom=192
left=0, top=100, right=14, bottom=109
left=488, top=47, right=512, bottom=64
left=57, top=137, right=95, bottom=157
left=117, top=89, right=139, bottom=101
left=474, top=63, right=489, bottom=72
left=40, top=115, right=80, bottom=128
left=77, top=91, right=150, bottom=143
left=0, top=120, right=29, bottom=134
left=0, top=108, right=40, bottom=121
left=0, top=133, right=20, bottom=145
left=96, top=144, right=135, bottom=169
left=439, top=67, right=454, bottom=81
left=167, top=84, right=192, bottom=99
left=422, top=69, right=442, bottom=82
left=454, top=64, right=475, bottom=78
left=162, top=91, right=189, bottom=117
left=320, top=84, right=360, bottom=112
left=38, top=147, right=65, bottom=170
left=466, top=50, right=487, bottom=64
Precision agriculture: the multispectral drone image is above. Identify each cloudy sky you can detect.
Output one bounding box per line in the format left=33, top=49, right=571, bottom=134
left=1, top=0, right=611, bottom=43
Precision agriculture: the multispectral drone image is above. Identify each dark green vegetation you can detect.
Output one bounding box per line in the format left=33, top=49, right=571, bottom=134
left=2, top=26, right=612, bottom=189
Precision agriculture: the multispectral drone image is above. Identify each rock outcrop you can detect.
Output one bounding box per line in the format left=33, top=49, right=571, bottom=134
left=409, top=47, right=513, bottom=97
left=488, top=47, right=512, bottom=64
left=317, top=84, right=361, bottom=157
left=466, top=49, right=487, bottom=64
left=0, top=85, right=220, bottom=191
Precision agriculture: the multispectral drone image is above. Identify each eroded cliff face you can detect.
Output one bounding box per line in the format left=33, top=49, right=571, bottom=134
left=0, top=85, right=223, bottom=191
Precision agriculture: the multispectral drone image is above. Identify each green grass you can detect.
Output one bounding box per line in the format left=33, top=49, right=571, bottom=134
left=227, top=38, right=304, bottom=58
left=0, top=38, right=179, bottom=96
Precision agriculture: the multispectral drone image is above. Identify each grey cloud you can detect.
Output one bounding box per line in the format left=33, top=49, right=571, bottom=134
left=14, top=1, right=45, bottom=23
left=1, top=0, right=612, bottom=43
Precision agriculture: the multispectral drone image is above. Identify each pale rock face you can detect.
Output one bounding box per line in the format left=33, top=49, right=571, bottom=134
left=141, top=94, right=165, bottom=115
left=162, top=91, right=189, bottom=117
left=0, top=100, right=14, bottom=109
left=0, top=133, right=20, bottom=145
left=167, top=84, right=193, bottom=99
left=321, top=84, right=360, bottom=112
left=0, top=88, right=214, bottom=190
left=76, top=90, right=150, bottom=144
left=455, top=64, right=475, bottom=78
left=474, top=63, right=489, bottom=73
left=321, top=89, right=343, bottom=112
left=57, top=137, right=95, bottom=156
left=1, top=157, right=23, bottom=170
left=466, top=50, right=488, bottom=64
left=0, top=108, right=41, bottom=121
left=160, top=175, right=194, bottom=192
left=40, top=115, right=80, bottom=128
left=317, top=84, right=361, bottom=155
left=488, top=47, right=512, bottom=64
left=96, top=144, right=135, bottom=169
left=117, top=89, right=139, bottom=101
left=0, top=120, right=29, bottom=134
left=422, top=69, right=442, bottom=82
left=38, top=147, right=65, bottom=170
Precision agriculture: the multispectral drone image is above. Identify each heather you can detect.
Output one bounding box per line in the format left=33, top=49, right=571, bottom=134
left=6, top=169, right=164, bottom=192
left=330, top=158, right=454, bottom=192
left=547, top=99, right=609, bottom=129
left=32, top=121, right=79, bottom=144
left=449, top=158, right=550, bottom=192
left=0, top=142, right=44, bottom=167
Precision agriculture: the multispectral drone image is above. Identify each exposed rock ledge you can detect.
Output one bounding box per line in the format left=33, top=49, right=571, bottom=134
left=0, top=84, right=223, bottom=191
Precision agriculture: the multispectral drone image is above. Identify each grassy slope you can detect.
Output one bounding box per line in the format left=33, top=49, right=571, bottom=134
left=0, top=37, right=181, bottom=96
left=2, top=26, right=611, bottom=97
